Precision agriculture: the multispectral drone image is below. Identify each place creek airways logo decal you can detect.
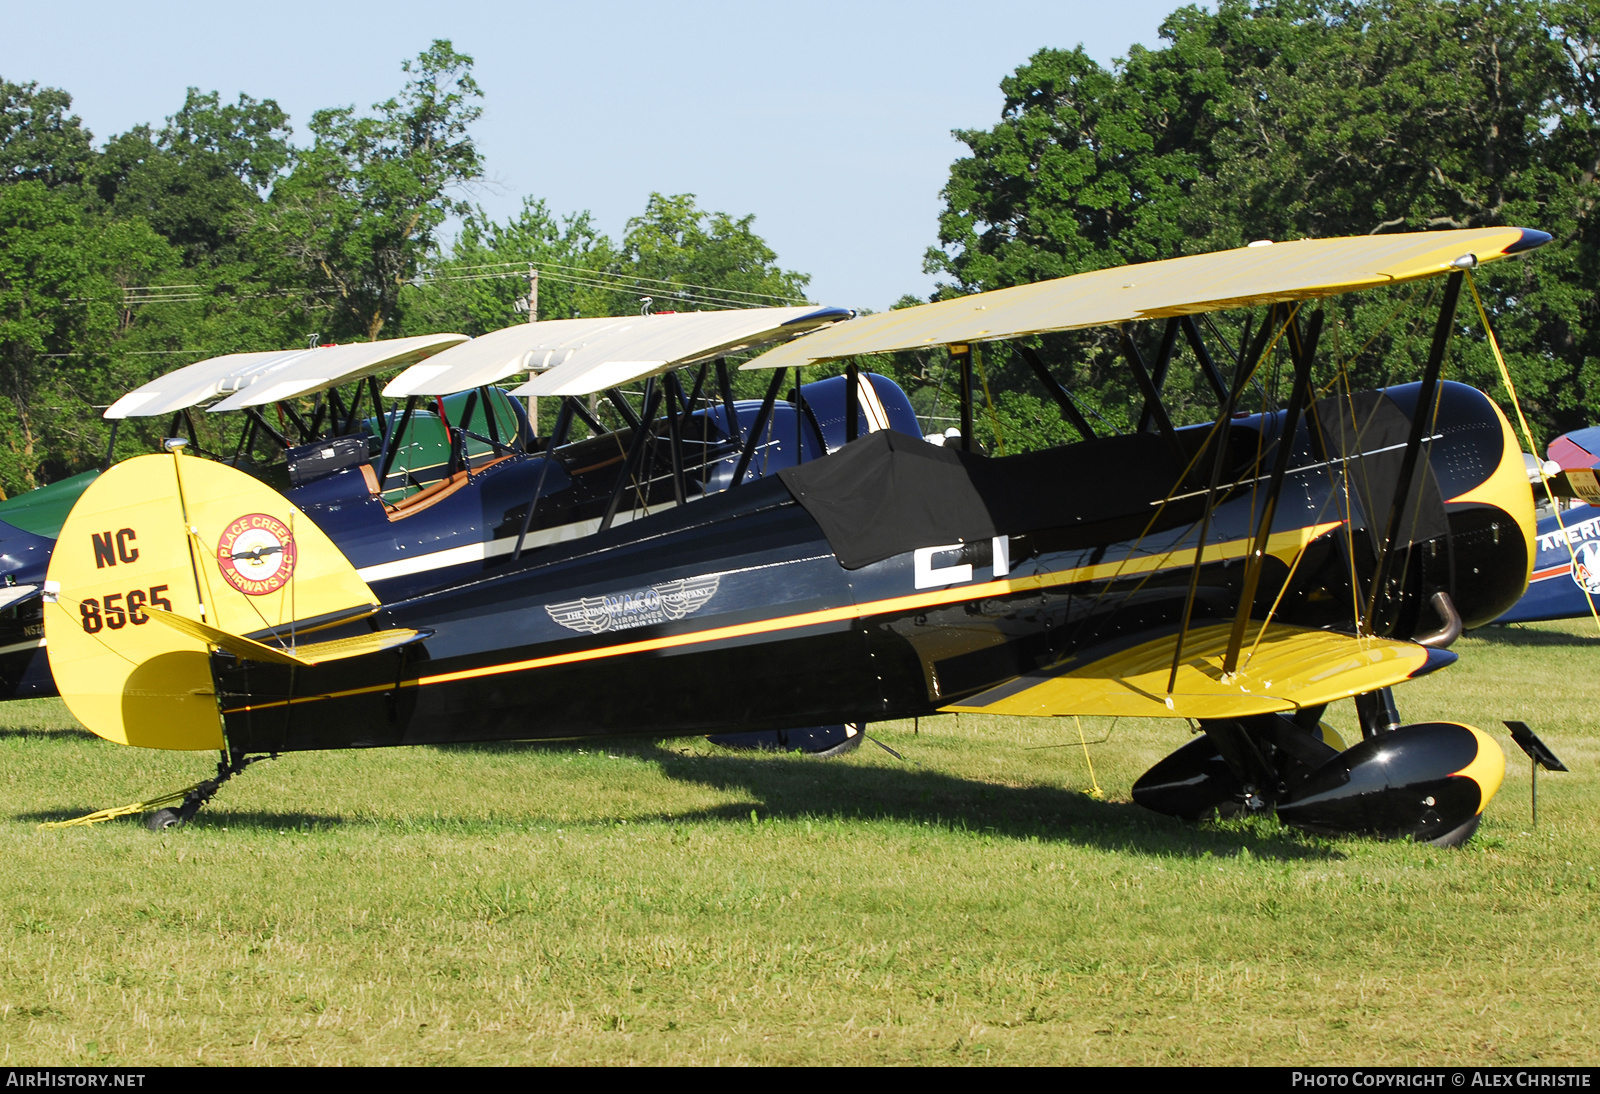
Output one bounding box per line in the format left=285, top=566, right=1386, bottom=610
left=216, top=513, right=297, bottom=596
left=546, top=576, right=721, bottom=635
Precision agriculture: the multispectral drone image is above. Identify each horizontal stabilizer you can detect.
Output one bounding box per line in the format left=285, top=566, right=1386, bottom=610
left=941, top=622, right=1450, bottom=720
left=147, top=608, right=426, bottom=667
left=0, top=584, right=40, bottom=612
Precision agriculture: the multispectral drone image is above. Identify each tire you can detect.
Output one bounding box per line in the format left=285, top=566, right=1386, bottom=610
left=808, top=725, right=864, bottom=759
left=145, top=808, right=182, bottom=832
left=1423, top=812, right=1481, bottom=848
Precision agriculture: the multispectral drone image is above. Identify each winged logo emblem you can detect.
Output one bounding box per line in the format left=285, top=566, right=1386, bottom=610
left=545, top=575, right=721, bottom=635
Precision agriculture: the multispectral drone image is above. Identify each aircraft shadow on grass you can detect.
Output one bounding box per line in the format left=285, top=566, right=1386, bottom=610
left=436, top=738, right=1343, bottom=860
left=17, top=807, right=349, bottom=829
left=0, top=725, right=98, bottom=741
left=18, top=739, right=1338, bottom=858
left=1470, top=624, right=1600, bottom=650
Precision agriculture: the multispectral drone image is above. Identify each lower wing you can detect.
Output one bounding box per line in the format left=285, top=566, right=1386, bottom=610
left=941, top=622, right=1454, bottom=720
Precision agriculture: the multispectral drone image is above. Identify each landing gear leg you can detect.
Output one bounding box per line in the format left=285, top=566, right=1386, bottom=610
left=1354, top=687, right=1401, bottom=738
left=145, top=750, right=277, bottom=830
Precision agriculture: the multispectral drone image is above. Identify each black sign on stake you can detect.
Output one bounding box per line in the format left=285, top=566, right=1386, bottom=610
left=1504, top=721, right=1569, bottom=828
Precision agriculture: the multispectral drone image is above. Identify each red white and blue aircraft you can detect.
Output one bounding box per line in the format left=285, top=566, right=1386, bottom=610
left=1492, top=426, right=1600, bottom=625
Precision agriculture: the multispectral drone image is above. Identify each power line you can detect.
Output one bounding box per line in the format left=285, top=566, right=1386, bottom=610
left=81, top=261, right=812, bottom=312
left=414, top=264, right=809, bottom=310
left=41, top=349, right=208, bottom=358
left=423, top=258, right=809, bottom=306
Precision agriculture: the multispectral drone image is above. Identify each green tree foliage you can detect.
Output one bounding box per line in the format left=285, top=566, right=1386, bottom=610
left=0, top=41, right=823, bottom=484
left=258, top=40, right=484, bottom=341
left=0, top=181, right=185, bottom=493
left=398, top=199, right=619, bottom=336
left=926, top=0, right=1600, bottom=448
left=400, top=192, right=811, bottom=405
left=92, top=90, right=291, bottom=265
left=0, top=80, right=94, bottom=189
left=611, top=193, right=810, bottom=316
left=0, top=181, right=92, bottom=491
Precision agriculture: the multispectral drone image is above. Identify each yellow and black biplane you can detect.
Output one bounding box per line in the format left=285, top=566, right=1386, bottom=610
left=43, top=227, right=1547, bottom=843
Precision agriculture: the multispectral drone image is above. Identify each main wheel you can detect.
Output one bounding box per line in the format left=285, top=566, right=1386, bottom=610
left=145, top=808, right=182, bottom=831
left=1424, top=812, right=1481, bottom=848
left=808, top=725, right=864, bottom=759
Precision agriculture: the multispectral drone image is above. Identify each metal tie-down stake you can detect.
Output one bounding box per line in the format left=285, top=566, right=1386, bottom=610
left=1504, top=721, right=1569, bottom=828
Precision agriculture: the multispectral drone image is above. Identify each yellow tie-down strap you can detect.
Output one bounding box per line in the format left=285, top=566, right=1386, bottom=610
left=941, top=623, right=1436, bottom=721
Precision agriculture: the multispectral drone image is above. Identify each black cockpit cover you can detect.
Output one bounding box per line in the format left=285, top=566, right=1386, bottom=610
left=778, top=430, right=1196, bottom=570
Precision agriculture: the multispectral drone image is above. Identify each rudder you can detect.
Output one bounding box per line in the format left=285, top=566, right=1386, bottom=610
left=46, top=450, right=378, bottom=750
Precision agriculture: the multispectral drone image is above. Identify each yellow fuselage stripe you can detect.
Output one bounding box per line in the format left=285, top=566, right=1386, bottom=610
left=223, top=522, right=1343, bottom=714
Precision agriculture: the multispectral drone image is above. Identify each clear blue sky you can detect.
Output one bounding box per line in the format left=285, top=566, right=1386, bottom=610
left=3, top=0, right=1193, bottom=312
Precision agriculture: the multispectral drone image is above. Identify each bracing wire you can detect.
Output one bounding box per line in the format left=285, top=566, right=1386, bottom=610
left=1466, top=272, right=1600, bottom=638
left=94, top=262, right=811, bottom=313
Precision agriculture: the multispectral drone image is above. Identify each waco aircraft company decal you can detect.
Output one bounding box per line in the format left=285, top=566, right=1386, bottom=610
left=546, top=576, right=720, bottom=635
left=216, top=513, right=298, bottom=596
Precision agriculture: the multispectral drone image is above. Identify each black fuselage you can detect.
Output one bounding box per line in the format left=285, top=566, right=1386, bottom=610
left=214, top=381, right=1530, bottom=753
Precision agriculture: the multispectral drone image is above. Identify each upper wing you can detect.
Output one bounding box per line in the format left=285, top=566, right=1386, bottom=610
left=941, top=622, right=1452, bottom=721
left=744, top=226, right=1547, bottom=369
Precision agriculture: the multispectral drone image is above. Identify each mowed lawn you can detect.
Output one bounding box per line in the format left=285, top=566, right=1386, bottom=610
left=2, top=620, right=1597, bottom=1065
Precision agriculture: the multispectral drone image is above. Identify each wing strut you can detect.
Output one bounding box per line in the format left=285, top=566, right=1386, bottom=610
left=365, top=375, right=385, bottom=436
left=730, top=367, right=788, bottom=488
left=1120, top=326, right=1179, bottom=458
left=316, top=389, right=337, bottom=436
left=606, top=388, right=642, bottom=432
left=375, top=396, right=416, bottom=491
left=715, top=358, right=741, bottom=449
left=478, top=386, right=501, bottom=448
left=599, top=377, right=665, bottom=533
left=1166, top=304, right=1285, bottom=698
left=1221, top=309, right=1323, bottom=676
left=243, top=405, right=288, bottom=452
left=845, top=360, right=860, bottom=443
left=793, top=371, right=827, bottom=465
left=1015, top=343, right=1097, bottom=442
left=1135, top=318, right=1182, bottom=435
left=664, top=372, right=689, bottom=506
left=565, top=393, right=609, bottom=438
left=952, top=345, right=974, bottom=452
left=275, top=399, right=316, bottom=445
left=1363, top=270, right=1463, bottom=633
left=1181, top=316, right=1231, bottom=406
left=337, top=381, right=362, bottom=436
left=510, top=397, right=576, bottom=562
left=794, top=366, right=807, bottom=462
left=449, top=389, right=479, bottom=476
left=228, top=414, right=253, bottom=467
left=681, top=363, right=710, bottom=491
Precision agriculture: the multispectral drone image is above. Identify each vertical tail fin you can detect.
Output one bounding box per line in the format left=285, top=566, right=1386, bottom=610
left=46, top=451, right=376, bottom=750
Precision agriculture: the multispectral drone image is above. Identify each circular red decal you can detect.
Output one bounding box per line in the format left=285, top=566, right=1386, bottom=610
left=216, top=513, right=297, bottom=596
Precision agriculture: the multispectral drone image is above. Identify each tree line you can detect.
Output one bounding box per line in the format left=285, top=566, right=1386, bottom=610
left=912, top=0, right=1600, bottom=455
left=0, top=41, right=808, bottom=496
left=6, top=2, right=1600, bottom=496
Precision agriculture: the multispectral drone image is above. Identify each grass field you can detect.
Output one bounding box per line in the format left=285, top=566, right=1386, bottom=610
left=3, top=619, right=1598, bottom=1065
